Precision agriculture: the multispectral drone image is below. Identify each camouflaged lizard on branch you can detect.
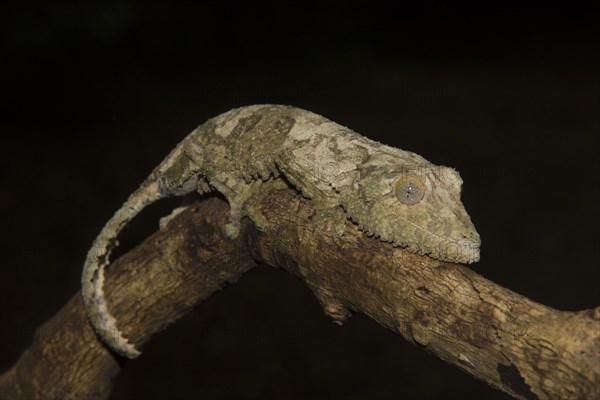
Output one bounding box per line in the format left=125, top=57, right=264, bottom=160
left=82, top=104, right=481, bottom=358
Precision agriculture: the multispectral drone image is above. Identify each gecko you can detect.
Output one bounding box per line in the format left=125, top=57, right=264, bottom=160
left=82, top=104, right=480, bottom=358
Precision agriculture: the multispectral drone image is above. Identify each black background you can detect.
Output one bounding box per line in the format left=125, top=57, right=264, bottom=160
left=1, top=2, right=599, bottom=399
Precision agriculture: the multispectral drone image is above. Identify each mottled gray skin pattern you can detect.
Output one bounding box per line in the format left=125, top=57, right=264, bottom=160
left=82, top=104, right=480, bottom=358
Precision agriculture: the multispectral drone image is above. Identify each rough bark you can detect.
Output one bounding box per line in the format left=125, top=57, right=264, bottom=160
left=1, top=188, right=598, bottom=399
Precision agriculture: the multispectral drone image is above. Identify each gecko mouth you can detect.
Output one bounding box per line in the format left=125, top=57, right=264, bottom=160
left=395, top=219, right=480, bottom=264
left=392, top=236, right=480, bottom=264
left=341, top=202, right=480, bottom=264
left=381, top=218, right=481, bottom=264
left=350, top=215, right=480, bottom=264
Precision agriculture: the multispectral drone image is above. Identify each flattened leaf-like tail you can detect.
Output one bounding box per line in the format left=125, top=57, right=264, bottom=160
left=81, top=180, right=163, bottom=358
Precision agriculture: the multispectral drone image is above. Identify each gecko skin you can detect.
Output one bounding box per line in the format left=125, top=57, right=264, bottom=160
left=82, top=104, right=480, bottom=358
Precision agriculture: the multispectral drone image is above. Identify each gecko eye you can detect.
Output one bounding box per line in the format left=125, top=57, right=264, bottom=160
left=394, top=175, right=425, bottom=205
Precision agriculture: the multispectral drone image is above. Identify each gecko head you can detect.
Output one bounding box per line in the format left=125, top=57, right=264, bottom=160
left=342, top=163, right=480, bottom=264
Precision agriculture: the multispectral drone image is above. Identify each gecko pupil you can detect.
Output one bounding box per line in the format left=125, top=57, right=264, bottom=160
left=406, top=184, right=415, bottom=198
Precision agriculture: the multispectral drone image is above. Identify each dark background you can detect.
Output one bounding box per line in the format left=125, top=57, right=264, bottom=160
left=1, top=2, right=599, bottom=399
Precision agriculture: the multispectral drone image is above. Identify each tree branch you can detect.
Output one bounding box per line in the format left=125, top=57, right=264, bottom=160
left=1, top=187, right=598, bottom=399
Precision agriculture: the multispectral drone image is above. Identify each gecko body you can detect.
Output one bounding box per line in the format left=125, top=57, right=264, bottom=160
left=82, top=104, right=480, bottom=358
